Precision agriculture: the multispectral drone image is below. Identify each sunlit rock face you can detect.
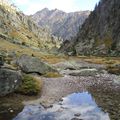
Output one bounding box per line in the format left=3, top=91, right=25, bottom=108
left=32, top=8, right=90, bottom=40
left=0, top=2, right=61, bottom=51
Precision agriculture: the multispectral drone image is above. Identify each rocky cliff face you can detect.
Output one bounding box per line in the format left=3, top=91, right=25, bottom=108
left=0, top=2, right=61, bottom=51
left=32, top=8, right=90, bottom=40
left=61, top=0, right=120, bottom=56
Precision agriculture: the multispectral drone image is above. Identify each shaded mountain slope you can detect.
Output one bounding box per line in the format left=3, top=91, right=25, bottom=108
left=60, top=0, right=120, bottom=56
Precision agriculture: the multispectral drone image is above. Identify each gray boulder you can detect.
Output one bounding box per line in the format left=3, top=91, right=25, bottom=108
left=69, top=69, right=98, bottom=76
left=61, top=68, right=98, bottom=76
left=16, top=54, right=56, bottom=74
left=0, top=68, right=22, bottom=96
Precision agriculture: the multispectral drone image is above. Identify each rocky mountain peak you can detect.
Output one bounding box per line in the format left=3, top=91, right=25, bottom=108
left=32, top=8, right=90, bottom=40
left=41, top=8, right=49, bottom=11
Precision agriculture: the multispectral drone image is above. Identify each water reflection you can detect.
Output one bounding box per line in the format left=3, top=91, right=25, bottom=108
left=13, top=92, right=110, bottom=120
left=88, top=85, right=120, bottom=120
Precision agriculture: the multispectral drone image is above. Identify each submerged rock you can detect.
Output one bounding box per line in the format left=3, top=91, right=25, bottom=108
left=0, top=68, right=22, bottom=96
left=16, top=54, right=56, bottom=75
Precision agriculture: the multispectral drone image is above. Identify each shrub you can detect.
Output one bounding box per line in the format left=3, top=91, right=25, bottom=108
left=43, top=72, right=63, bottom=78
left=105, top=60, right=115, bottom=65
left=106, top=65, right=120, bottom=75
left=22, top=42, right=26, bottom=46
left=16, top=74, right=42, bottom=95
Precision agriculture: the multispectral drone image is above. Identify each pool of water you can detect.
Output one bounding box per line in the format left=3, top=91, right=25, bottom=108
left=13, top=92, right=110, bottom=120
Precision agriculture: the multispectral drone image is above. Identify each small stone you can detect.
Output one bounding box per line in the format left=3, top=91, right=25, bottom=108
left=74, top=113, right=81, bottom=117
left=58, top=102, right=63, bottom=105
left=10, top=110, right=14, bottom=113
left=44, top=104, right=53, bottom=109
left=71, top=118, right=83, bottom=120
left=59, top=98, right=63, bottom=101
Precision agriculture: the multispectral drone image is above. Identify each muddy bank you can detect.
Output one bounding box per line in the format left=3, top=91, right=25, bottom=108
left=0, top=93, right=41, bottom=120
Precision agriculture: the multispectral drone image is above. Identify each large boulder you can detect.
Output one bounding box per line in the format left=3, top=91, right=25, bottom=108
left=16, top=55, right=56, bottom=74
left=0, top=68, right=22, bottom=96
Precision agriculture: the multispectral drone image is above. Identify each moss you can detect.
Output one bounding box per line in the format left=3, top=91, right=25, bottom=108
left=16, top=75, right=42, bottom=95
left=43, top=72, right=63, bottom=78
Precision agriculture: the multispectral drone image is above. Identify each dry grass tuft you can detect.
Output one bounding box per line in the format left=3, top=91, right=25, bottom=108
left=43, top=72, right=63, bottom=78
left=16, top=74, right=43, bottom=96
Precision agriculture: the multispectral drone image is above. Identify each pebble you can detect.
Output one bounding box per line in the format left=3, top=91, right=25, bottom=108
left=74, top=113, right=81, bottom=117
left=10, top=110, right=14, bottom=113
left=71, top=118, right=83, bottom=120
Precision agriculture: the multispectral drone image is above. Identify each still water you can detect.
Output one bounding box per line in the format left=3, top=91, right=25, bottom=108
left=13, top=92, right=110, bottom=120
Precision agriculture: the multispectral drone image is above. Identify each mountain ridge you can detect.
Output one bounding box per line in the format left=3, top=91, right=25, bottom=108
left=31, top=8, right=90, bottom=40
left=0, top=1, right=61, bottom=52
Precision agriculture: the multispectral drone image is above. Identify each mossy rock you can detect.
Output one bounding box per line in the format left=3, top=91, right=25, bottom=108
left=16, top=74, right=42, bottom=95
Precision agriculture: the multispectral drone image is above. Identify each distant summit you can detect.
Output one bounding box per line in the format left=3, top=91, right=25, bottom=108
left=32, top=8, right=90, bottom=40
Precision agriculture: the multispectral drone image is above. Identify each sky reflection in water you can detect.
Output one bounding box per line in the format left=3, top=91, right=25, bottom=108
left=13, top=92, right=110, bottom=120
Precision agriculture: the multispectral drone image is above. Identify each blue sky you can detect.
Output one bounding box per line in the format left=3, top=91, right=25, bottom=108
left=11, top=0, right=100, bottom=15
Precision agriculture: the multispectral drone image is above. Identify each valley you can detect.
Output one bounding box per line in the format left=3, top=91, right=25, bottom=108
left=0, top=0, right=120, bottom=120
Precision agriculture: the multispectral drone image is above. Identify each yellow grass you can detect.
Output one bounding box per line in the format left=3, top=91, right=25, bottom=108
left=43, top=72, right=63, bottom=78
left=0, top=39, right=67, bottom=64
left=76, top=56, right=120, bottom=66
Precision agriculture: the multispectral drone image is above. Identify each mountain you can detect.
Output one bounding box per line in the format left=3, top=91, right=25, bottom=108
left=60, top=0, right=120, bottom=56
left=0, top=1, right=60, bottom=52
left=31, top=8, right=90, bottom=40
